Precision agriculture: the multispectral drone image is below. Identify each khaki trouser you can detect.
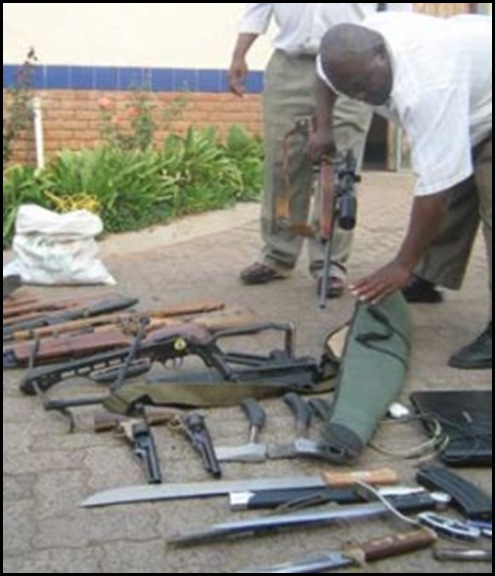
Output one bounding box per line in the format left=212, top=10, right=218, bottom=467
left=416, top=136, right=492, bottom=318
left=260, top=50, right=372, bottom=277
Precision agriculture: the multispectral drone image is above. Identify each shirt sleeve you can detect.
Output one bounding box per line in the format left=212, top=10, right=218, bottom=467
left=404, top=86, right=474, bottom=196
left=239, top=3, right=273, bottom=35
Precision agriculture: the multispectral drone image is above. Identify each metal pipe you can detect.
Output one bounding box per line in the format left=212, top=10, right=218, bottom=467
left=32, top=96, right=45, bottom=170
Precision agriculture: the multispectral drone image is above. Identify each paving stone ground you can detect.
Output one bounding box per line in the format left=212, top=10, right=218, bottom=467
left=3, top=171, right=492, bottom=573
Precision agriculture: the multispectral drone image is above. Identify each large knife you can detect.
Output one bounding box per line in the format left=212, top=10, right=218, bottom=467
left=236, top=528, right=436, bottom=573
left=81, top=467, right=398, bottom=508
left=168, top=495, right=438, bottom=547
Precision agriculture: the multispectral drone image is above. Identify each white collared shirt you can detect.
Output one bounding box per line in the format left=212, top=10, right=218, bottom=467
left=318, top=13, right=492, bottom=196
left=239, top=3, right=413, bottom=55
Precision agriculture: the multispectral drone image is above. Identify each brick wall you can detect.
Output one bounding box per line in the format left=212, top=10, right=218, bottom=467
left=3, top=87, right=263, bottom=166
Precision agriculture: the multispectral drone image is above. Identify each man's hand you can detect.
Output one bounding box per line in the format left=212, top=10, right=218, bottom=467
left=351, top=192, right=449, bottom=304
left=229, top=57, right=248, bottom=97
left=350, top=260, right=412, bottom=304
left=228, top=33, right=258, bottom=97
left=307, top=129, right=337, bottom=163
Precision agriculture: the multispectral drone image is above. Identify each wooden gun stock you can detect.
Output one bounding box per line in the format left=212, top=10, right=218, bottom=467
left=5, top=308, right=257, bottom=368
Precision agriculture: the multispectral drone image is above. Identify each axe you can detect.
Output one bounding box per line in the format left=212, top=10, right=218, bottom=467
left=214, top=398, right=267, bottom=463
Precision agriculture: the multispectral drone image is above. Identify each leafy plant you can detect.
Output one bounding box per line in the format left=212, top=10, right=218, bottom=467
left=224, top=124, right=264, bottom=201
left=3, top=124, right=264, bottom=246
left=98, top=87, right=187, bottom=152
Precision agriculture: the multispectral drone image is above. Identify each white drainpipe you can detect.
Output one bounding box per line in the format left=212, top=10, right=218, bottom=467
left=32, top=96, right=45, bottom=170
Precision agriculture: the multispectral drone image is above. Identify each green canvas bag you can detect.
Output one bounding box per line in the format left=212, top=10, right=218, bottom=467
left=319, top=291, right=412, bottom=464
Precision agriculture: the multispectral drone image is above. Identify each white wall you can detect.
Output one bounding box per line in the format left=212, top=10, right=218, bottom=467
left=3, top=3, right=273, bottom=69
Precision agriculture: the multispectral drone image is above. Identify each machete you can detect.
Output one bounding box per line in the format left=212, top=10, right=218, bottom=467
left=167, top=494, right=438, bottom=547
left=236, top=528, right=436, bottom=573
left=80, top=467, right=398, bottom=508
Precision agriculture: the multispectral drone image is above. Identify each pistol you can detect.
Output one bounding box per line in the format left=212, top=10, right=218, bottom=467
left=180, top=412, right=221, bottom=478
left=95, top=413, right=163, bottom=484
left=120, top=420, right=162, bottom=484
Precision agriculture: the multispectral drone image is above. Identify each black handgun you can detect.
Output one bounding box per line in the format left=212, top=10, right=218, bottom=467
left=116, top=419, right=162, bottom=484
left=180, top=412, right=221, bottom=478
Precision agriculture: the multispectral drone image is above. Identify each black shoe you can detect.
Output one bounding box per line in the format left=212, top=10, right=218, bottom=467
left=402, top=275, right=443, bottom=303
left=449, top=325, right=492, bottom=370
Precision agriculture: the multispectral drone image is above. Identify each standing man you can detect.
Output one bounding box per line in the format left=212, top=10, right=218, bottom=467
left=313, top=12, right=492, bottom=369
left=229, top=3, right=412, bottom=298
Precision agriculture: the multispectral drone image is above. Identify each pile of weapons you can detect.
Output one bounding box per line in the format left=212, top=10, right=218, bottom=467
left=4, top=285, right=332, bottom=415
left=80, top=456, right=492, bottom=571
left=4, top=282, right=492, bottom=571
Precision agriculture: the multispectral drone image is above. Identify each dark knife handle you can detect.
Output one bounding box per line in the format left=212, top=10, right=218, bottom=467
left=241, top=398, right=266, bottom=431
left=283, top=393, right=311, bottom=432
left=360, top=528, right=436, bottom=562
left=307, top=397, right=333, bottom=421
left=417, top=465, right=492, bottom=521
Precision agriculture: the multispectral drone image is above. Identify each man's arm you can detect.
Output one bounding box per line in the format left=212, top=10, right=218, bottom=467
left=350, top=191, right=449, bottom=303
left=229, top=4, right=272, bottom=97
left=229, top=33, right=260, bottom=96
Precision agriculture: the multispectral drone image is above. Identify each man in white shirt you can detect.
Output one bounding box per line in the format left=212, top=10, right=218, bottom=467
left=229, top=3, right=412, bottom=298
left=313, top=13, right=492, bottom=369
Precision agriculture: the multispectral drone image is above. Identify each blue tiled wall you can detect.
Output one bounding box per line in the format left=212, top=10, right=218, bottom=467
left=3, top=64, right=264, bottom=93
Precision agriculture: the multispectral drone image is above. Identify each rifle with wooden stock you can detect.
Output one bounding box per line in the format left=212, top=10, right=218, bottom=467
left=3, top=298, right=226, bottom=342
left=3, top=306, right=256, bottom=368
left=3, top=295, right=139, bottom=340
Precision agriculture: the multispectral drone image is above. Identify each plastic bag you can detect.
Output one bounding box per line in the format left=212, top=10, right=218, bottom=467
left=3, top=204, right=116, bottom=285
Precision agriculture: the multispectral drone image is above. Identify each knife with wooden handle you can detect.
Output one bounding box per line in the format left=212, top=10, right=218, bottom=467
left=236, top=529, right=436, bottom=573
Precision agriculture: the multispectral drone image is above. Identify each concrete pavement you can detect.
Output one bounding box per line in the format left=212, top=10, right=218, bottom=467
left=3, top=170, right=492, bottom=573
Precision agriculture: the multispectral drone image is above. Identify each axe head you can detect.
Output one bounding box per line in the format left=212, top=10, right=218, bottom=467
left=215, top=442, right=267, bottom=463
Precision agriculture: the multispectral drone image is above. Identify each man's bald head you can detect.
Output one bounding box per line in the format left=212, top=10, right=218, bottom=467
left=319, top=23, right=392, bottom=106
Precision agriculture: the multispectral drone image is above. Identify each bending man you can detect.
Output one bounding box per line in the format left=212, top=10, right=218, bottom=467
left=312, top=12, right=492, bottom=369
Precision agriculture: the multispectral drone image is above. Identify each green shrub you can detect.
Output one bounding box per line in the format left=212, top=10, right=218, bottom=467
left=2, top=125, right=264, bottom=247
